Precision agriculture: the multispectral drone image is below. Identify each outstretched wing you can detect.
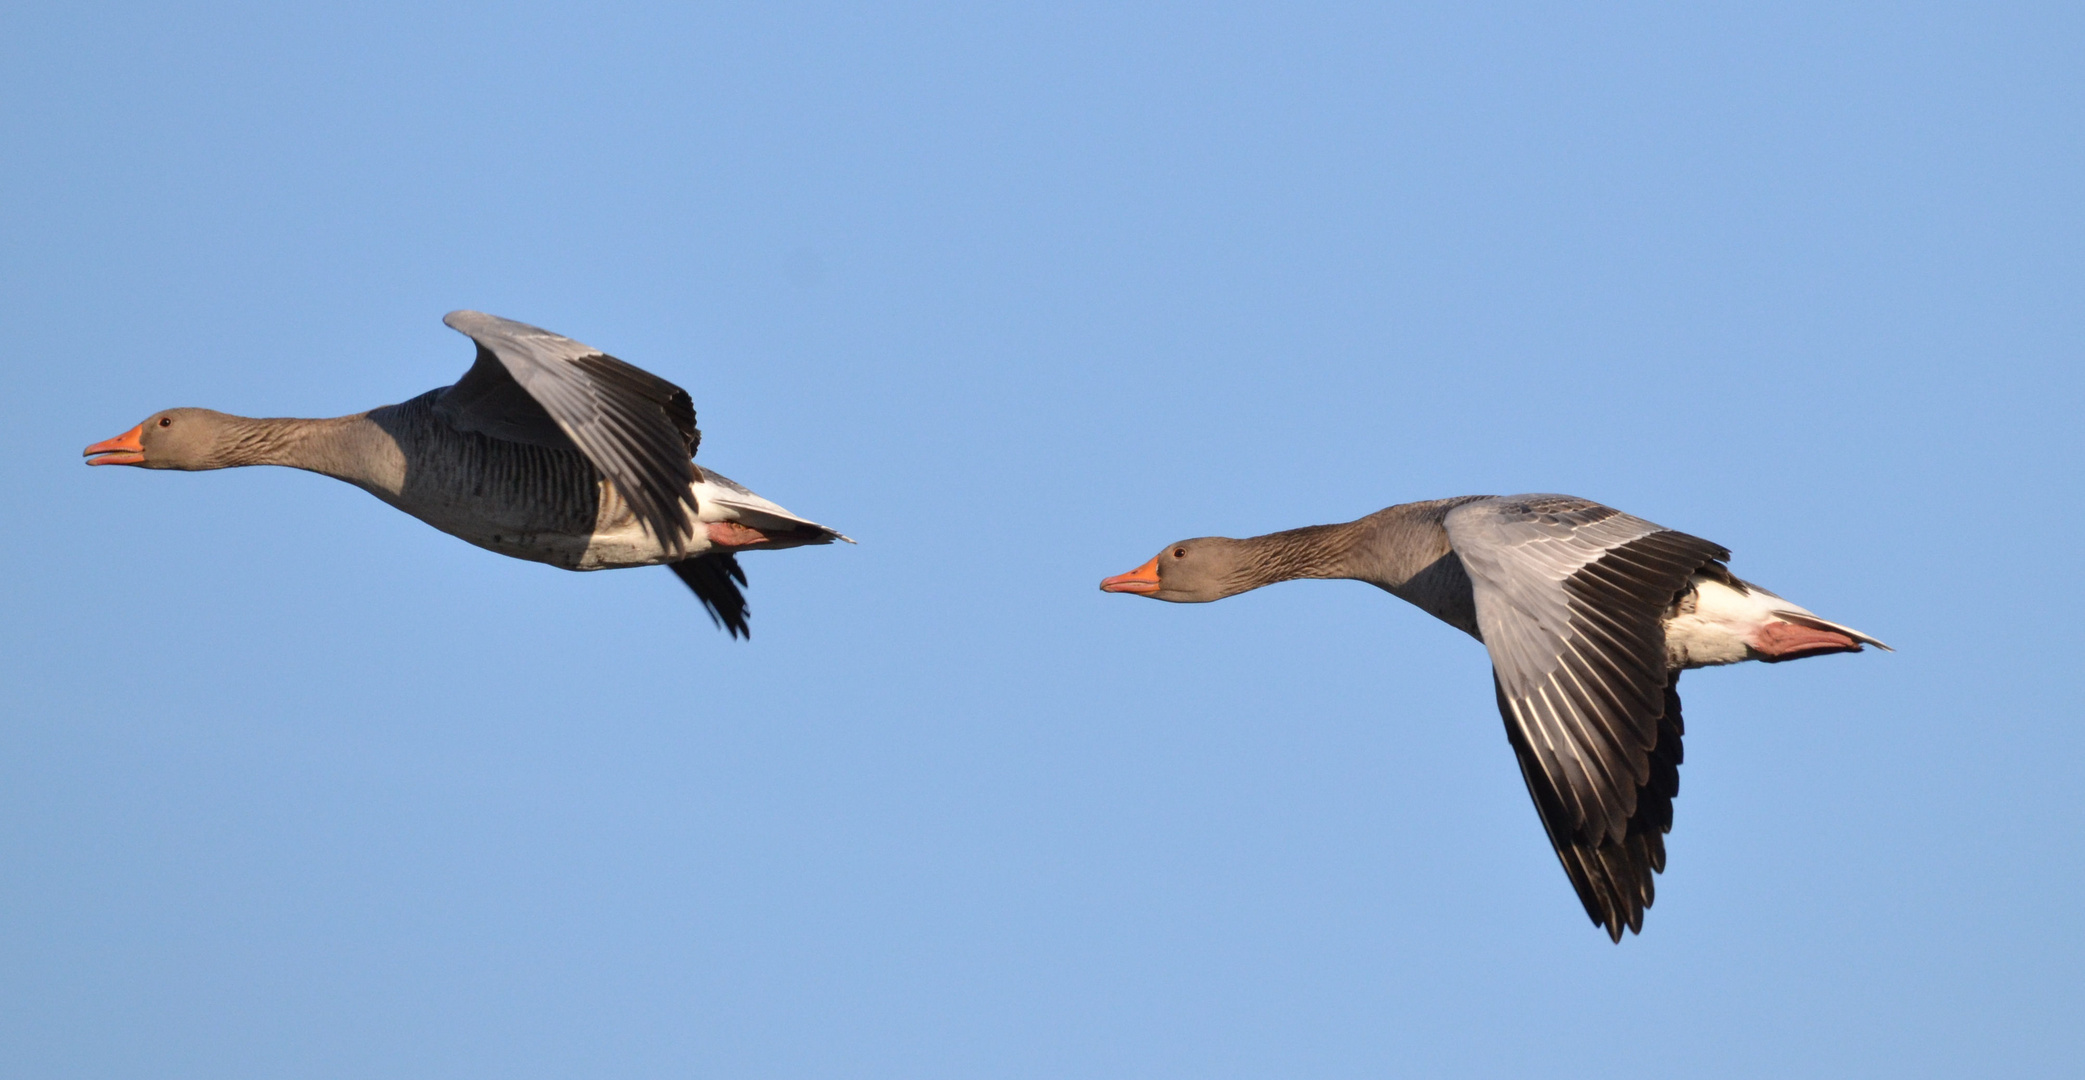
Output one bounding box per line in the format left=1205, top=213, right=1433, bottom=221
left=438, top=310, right=701, bottom=555
left=1444, top=494, right=1728, bottom=940
left=669, top=553, right=750, bottom=639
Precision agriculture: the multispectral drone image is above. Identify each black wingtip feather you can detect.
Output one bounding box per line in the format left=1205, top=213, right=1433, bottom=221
left=1464, top=510, right=1728, bottom=941
left=1503, top=667, right=1689, bottom=943
left=669, top=553, right=751, bottom=639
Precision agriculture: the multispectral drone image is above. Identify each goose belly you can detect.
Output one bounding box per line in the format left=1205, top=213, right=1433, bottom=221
left=1662, top=574, right=1783, bottom=669
left=363, top=400, right=702, bottom=571
left=395, top=486, right=686, bottom=570
left=472, top=480, right=702, bottom=570
left=379, top=447, right=670, bottom=571
left=393, top=493, right=611, bottom=569
left=573, top=503, right=690, bottom=569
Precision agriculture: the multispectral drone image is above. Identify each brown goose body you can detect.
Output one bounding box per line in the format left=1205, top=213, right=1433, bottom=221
left=1102, top=494, right=1887, bottom=940
left=85, top=311, right=846, bottom=637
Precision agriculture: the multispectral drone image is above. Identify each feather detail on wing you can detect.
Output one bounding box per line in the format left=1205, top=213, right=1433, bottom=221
left=1445, top=495, right=1729, bottom=940
left=439, top=311, right=701, bottom=556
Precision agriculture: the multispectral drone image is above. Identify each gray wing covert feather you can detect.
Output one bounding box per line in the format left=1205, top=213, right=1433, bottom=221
left=1444, top=495, right=1729, bottom=940
left=438, top=310, right=701, bottom=554
left=433, top=344, right=571, bottom=448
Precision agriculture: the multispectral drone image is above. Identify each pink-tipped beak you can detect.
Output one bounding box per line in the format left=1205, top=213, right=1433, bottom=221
left=1100, top=557, right=1162, bottom=595
left=84, top=425, right=146, bottom=466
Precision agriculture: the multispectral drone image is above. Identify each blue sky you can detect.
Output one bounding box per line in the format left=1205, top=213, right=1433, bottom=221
left=4, top=3, right=2080, bottom=1077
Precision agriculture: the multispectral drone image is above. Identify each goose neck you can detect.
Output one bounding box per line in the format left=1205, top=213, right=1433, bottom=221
left=211, top=414, right=391, bottom=484
left=1227, top=520, right=1373, bottom=591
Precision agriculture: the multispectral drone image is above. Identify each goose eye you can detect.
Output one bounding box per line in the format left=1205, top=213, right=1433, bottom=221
left=1173, top=547, right=1187, bottom=558
left=158, top=417, right=172, bottom=427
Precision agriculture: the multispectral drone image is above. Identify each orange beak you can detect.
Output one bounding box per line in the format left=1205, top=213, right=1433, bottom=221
left=1100, top=557, right=1162, bottom=595
left=84, top=425, right=147, bottom=466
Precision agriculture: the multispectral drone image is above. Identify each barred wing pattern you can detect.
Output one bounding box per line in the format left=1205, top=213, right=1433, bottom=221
left=1445, top=495, right=1729, bottom=940
left=441, top=310, right=701, bottom=555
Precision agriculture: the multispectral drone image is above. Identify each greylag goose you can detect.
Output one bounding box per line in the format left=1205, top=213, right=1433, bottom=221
left=84, top=311, right=848, bottom=637
left=1100, top=494, right=1887, bottom=940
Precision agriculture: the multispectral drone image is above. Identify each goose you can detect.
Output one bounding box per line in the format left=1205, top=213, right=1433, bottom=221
left=1099, top=494, right=1887, bottom=940
left=84, top=310, right=848, bottom=637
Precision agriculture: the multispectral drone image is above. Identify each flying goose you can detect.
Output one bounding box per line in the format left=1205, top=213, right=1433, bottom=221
left=1100, top=494, right=1887, bottom=940
left=84, top=310, right=847, bottom=637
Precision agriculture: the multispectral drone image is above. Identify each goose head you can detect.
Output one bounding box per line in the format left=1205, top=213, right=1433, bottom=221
left=1099, top=537, right=1251, bottom=603
left=84, top=409, right=245, bottom=470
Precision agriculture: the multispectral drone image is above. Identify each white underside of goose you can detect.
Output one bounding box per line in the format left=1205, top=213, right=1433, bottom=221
left=1664, top=574, right=1892, bottom=669
left=559, top=467, right=848, bottom=570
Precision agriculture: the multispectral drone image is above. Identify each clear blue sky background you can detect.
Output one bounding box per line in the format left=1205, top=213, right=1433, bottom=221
left=4, top=3, right=2080, bottom=1077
